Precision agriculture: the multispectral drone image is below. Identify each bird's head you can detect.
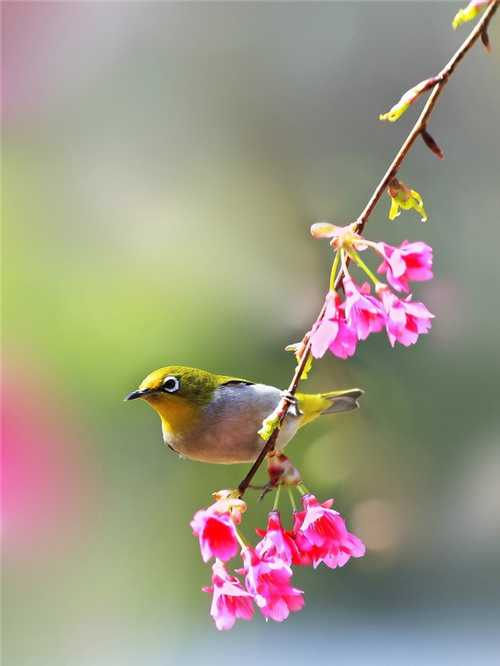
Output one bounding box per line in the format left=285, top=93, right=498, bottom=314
left=124, top=366, right=220, bottom=435
left=125, top=366, right=221, bottom=406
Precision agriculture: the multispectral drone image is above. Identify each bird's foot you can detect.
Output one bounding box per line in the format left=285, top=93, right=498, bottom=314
left=280, top=390, right=303, bottom=417
left=257, top=482, right=275, bottom=502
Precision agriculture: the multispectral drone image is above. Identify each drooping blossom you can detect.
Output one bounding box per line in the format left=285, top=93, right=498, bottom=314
left=190, top=501, right=240, bottom=563
left=310, top=290, right=358, bottom=360
left=211, top=492, right=246, bottom=525
left=376, top=240, right=433, bottom=293
left=239, top=547, right=305, bottom=622
left=202, top=560, right=254, bottom=631
left=376, top=284, right=434, bottom=347
left=387, top=178, right=427, bottom=222
left=293, top=494, right=365, bottom=569
left=343, top=276, right=387, bottom=340
left=255, top=510, right=302, bottom=568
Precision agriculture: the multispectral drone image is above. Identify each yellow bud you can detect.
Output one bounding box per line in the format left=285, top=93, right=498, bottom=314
left=311, top=222, right=338, bottom=238
left=380, top=78, right=437, bottom=122
left=387, top=179, right=427, bottom=222
left=452, top=0, right=489, bottom=29
left=258, top=411, right=281, bottom=440
left=380, top=100, right=410, bottom=123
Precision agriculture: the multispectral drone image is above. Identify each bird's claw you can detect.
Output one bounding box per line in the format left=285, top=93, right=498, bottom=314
left=258, top=482, right=275, bottom=502
left=280, top=390, right=303, bottom=417
left=280, top=390, right=298, bottom=405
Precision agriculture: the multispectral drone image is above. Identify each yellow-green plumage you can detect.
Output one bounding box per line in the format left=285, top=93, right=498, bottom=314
left=125, top=366, right=362, bottom=464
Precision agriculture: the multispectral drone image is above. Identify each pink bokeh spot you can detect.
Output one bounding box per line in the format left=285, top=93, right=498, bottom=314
left=1, top=365, right=96, bottom=557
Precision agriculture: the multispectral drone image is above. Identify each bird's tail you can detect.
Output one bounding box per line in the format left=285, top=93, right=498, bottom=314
left=297, top=388, right=363, bottom=427
left=319, top=388, right=364, bottom=414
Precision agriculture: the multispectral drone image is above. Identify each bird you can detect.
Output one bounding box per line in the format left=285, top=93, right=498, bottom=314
left=124, top=366, right=363, bottom=464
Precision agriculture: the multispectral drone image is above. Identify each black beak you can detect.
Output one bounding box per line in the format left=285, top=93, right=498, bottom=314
left=124, top=388, right=153, bottom=401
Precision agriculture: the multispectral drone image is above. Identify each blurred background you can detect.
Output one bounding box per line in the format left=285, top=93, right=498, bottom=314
left=2, top=2, right=499, bottom=665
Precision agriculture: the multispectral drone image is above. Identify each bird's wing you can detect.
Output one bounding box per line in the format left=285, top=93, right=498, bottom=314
left=218, top=376, right=255, bottom=387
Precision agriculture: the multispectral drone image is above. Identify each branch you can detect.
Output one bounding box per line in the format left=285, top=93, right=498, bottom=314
left=236, top=1, right=499, bottom=498
left=356, top=0, right=499, bottom=235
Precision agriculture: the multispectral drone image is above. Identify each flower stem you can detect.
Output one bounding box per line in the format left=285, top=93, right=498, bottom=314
left=345, top=247, right=381, bottom=286
left=329, top=250, right=341, bottom=291
left=273, top=483, right=282, bottom=512
left=235, top=529, right=251, bottom=551
left=297, top=483, right=310, bottom=497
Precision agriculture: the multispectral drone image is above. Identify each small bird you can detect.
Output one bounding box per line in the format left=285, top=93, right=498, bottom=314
left=125, top=366, right=363, bottom=464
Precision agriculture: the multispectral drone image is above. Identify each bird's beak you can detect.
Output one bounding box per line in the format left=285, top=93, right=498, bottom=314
left=124, top=388, right=154, bottom=401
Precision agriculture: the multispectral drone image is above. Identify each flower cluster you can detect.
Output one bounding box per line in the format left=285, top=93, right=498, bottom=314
left=192, top=492, right=364, bottom=630
left=308, top=223, right=434, bottom=359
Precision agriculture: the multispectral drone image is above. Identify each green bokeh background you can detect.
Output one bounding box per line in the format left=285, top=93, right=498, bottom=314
left=2, top=3, right=499, bottom=665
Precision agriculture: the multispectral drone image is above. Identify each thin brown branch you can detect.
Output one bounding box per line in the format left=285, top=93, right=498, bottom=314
left=236, top=2, right=499, bottom=498
left=356, top=0, right=499, bottom=236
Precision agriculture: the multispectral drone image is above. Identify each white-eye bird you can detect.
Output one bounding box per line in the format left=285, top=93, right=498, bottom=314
left=125, top=366, right=363, bottom=464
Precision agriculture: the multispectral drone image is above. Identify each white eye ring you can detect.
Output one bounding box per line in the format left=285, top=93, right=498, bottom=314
left=162, top=376, right=179, bottom=392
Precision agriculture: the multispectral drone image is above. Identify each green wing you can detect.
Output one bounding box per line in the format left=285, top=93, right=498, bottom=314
left=218, top=375, right=255, bottom=387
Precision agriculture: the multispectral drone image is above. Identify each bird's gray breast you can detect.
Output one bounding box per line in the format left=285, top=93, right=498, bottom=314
left=169, top=383, right=301, bottom=464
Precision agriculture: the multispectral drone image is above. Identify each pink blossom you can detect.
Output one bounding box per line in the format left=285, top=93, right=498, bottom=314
left=202, top=560, right=254, bottom=630
left=310, top=290, right=358, bottom=359
left=190, top=501, right=239, bottom=563
left=376, top=284, right=434, bottom=347
left=293, top=494, right=365, bottom=569
left=376, top=240, right=433, bottom=293
left=239, top=547, right=305, bottom=622
left=255, top=510, right=301, bottom=568
left=310, top=223, right=366, bottom=251
left=343, top=276, right=387, bottom=340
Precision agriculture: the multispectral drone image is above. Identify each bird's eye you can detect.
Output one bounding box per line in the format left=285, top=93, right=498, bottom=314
left=162, top=376, right=179, bottom=393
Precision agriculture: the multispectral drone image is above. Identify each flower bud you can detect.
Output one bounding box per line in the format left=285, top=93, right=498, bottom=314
left=387, top=178, right=427, bottom=222
left=380, top=78, right=437, bottom=122
left=452, top=0, right=491, bottom=29
left=421, top=129, right=444, bottom=159
left=267, top=452, right=302, bottom=487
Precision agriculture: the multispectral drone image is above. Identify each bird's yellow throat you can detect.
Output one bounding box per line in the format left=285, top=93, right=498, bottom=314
left=143, top=393, right=202, bottom=437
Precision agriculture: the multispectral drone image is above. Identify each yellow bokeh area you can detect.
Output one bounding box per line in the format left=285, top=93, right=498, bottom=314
left=2, top=3, right=499, bottom=665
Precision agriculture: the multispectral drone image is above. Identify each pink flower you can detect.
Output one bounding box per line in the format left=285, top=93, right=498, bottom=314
left=190, top=501, right=239, bottom=563
left=376, top=240, right=433, bottom=293
left=376, top=284, right=434, bottom=347
left=310, top=223, right=366, bottom=251
left=310, top=290, right=358, bottom=359
left=293, top=494, right=365, bottom=569
left=202, top=560, right=254, bottom=630
left=239, top=547, right=305, bottom=622
left=255, top=510, right=301, bottom=567
left=343, top=276, right=387, bottom=340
